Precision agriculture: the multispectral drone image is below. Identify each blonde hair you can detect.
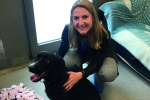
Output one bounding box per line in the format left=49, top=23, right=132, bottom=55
left=69, top=0, right=109, bottom=49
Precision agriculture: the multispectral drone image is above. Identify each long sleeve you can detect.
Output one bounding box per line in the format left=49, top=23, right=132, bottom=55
left=56, top=24, right=70, bottom=57
left=82, top=31, right=111, bottom=78
left=97, top=9, right=108, bottom=29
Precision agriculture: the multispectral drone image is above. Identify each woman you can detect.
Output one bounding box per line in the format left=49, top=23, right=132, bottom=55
left=56, top=0, right=119, bottom=92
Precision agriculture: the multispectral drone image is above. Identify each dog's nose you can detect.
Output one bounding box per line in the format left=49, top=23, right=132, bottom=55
left=28, top=66, right=34, bottom=72
left=28, top=63, right=35, bottom=72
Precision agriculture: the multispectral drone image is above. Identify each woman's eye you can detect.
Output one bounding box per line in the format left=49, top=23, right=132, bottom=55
left=82, top=15, right=88, bottom=19
left=73, top=16, right=79, bottom=20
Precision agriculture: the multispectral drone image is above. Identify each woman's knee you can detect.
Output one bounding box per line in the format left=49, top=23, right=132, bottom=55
left=97, top=57, right=119, bottom=82
left=63, top=49, right=80, bottom=68
left=63, top=49, right=86, bottom=68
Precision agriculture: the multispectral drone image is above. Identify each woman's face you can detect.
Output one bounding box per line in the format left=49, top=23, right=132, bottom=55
left=72, top=7, right=93, bottom=36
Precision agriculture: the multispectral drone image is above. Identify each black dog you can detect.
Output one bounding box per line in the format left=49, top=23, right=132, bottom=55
left=28, top=51, right=101, bottom=100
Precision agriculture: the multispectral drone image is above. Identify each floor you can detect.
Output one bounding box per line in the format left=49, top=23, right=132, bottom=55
left=0, top=58, right=150, bottom=100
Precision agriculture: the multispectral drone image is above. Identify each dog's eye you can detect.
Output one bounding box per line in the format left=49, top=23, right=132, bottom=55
left=45, top=59, right=49, bottom=63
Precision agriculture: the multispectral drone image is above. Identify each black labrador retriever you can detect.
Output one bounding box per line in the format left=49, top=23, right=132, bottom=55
left=28, top=51, right=101, bottom=100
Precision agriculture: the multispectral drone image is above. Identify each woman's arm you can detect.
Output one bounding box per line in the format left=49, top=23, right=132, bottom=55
left=97, top=9, right=108, bottom=28
left=56, top=24, right=70, bottom=57
left=82, top=31, right=111, bottom=78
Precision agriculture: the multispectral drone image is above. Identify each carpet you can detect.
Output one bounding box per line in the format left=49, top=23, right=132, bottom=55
left=0, top=83, right=43, bottom=100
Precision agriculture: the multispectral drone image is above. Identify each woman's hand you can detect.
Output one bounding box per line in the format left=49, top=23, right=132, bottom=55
left=63, top=71, right=82, bottom=92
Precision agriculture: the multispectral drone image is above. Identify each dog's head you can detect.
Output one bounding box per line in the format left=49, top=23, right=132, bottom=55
left=28, top=51, right=65, bottom=82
